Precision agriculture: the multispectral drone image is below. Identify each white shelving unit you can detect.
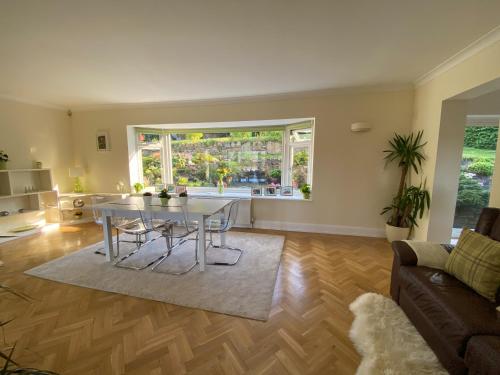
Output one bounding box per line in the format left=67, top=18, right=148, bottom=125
left=0, top=169, right=57, bottom=241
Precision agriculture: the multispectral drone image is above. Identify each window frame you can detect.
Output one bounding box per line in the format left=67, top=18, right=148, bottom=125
left=134, top=121, right=314, bottom=192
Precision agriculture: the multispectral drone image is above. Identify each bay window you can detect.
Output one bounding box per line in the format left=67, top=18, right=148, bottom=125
left=131, top=119, right=314, bottom=195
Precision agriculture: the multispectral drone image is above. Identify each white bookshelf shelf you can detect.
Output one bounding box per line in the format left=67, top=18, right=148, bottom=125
left=0, top=168, right=57, bottom=236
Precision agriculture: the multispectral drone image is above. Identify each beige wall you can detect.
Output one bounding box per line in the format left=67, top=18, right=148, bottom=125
left=71, top=89, right=414, bottom=234
left=0, top=98, right=73, bottom=192
left=412, top=40, right=500, bottom=241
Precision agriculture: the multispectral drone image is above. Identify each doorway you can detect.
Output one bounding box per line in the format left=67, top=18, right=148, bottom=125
left=453, top=118, right=499, bottom=237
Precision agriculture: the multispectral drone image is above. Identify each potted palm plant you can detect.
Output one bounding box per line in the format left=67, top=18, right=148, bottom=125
left=382, top=131, right=431, bottom=241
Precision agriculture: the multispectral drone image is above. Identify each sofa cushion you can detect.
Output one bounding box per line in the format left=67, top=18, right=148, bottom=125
left=445, top=228, right=500, bottom=302
left=465, top=336, right=500, bottom=375
left=399, top=266, right=500, bottom=357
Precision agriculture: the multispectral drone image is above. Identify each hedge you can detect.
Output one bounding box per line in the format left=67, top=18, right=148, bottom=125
left=463, top=127, right=498, bottom=150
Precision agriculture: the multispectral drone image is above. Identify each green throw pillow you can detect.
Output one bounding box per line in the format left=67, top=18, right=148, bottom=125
left=445, top=228, right=500, bottom=302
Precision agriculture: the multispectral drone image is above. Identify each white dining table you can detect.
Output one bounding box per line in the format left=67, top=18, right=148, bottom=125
left=94, top=196, right=233, bottom=271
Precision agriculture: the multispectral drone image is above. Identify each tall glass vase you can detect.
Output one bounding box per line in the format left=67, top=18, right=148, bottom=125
left=217, top=179, right=224, bottom=194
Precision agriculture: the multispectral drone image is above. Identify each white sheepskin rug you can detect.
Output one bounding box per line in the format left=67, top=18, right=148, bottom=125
left=349, top=293, right=448, bottom=375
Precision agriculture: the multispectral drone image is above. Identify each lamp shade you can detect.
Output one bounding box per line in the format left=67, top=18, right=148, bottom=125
left=69, top=167, right=84, bottom=177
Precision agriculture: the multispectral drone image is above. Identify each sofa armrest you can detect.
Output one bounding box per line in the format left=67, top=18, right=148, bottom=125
left=392, top=241, right=418, bottom=266
left=465, top=336, right=500, bottom=375
left=390, top=241, right=418, bottom=303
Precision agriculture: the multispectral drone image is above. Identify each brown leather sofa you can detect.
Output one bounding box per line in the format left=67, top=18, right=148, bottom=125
left=390, top=207, right=500, bottom=375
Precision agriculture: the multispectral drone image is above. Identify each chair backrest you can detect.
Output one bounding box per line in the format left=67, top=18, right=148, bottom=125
left=90, top=195, right=108, bottom=224
left=221, top=199, right=240, bottom=232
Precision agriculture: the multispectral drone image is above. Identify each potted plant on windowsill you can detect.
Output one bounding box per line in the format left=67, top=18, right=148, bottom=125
left=216, top=162, right=231, bottom=194
left=178, top=191, right=188, bottom=205
left=381, top=131, right=431, bottom=242
left=0, top=150, right=9, bottom=170
left=158, top=189, right=171, bottom=206
left=300, top=184, right=311, bottom=199
left=142, top=191, right=153, bottom=206
left=133, top=182, right=144, bottom=194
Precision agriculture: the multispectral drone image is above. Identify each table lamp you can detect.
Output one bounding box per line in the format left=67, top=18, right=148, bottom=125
left=69, top=167, right=84, bottom=193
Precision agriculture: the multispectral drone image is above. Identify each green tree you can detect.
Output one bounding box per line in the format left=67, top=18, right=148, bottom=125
left=456, top=172, right=489, bottom=208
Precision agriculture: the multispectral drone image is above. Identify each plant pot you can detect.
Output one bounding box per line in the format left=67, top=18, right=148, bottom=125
left=302, top=192, right=310, bottom=200
left=0, top=161, right=7, bottom=170
left=178, top=196, right=188, bottom=205
left=160, top=197, right=170, bottom=206
left=385, top=223, right=410, bottom=242
left=143, top=196, right=152, bottom=206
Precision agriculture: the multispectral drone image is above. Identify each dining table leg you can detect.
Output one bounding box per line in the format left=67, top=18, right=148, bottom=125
left=198, top=216, right=206, bottom=271
left=102, top=211, right=114, bottom=262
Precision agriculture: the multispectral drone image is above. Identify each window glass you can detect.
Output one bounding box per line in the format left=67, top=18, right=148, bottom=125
left=290, top=145, right=310, bottom=189
left=170, top=131, right=283, bottom=187
left=138, top=132, right=161, bottom=146
left=141, top=148, right=163, bottom=188
left=290, top=128, right=312, bottom=143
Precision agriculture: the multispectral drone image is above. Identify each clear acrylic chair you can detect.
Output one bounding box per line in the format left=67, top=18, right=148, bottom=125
left=112, top=204, right=170, bottom=270
left=205, top=199, right=243, bottom=266
left=91, top=195, right=144, bottom=257
left=150, top=202, right=200, bottom=275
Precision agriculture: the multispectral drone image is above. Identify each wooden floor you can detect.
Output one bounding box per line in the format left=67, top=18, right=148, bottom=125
left=0, top=223, right=393, bottom=375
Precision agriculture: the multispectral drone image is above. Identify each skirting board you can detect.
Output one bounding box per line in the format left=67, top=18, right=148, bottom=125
left=253, top=220, right=385, bottom=238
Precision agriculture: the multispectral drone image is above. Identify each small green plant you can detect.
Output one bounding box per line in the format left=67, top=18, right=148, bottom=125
left=270, top=169, right=281, bottom=179
left=0, top=150, right=8, bottom=162
left=467, top=160, right=494, bottom=176
left=133, top=182, right=144, bottom=193
left=300, top=184, right=311, bottom=199
left=177, top=176, right=189, bottom=185
left=179, top=191, right=188, bottom=197
left=142, top=191, right=152, bottom=196
left=158, top=189, right=171, bottom=199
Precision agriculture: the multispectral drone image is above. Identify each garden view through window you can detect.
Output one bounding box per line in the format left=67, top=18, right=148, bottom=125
left=135, top=121, right=313, bottom=195
left=453, top=123, right=498, bottom=232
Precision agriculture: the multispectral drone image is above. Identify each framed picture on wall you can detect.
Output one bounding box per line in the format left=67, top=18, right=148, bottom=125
left=96, top=130, right=111, bottom=151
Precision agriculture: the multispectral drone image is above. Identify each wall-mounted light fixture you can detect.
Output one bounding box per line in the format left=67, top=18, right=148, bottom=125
left=350, top=122, right=371, bottom=132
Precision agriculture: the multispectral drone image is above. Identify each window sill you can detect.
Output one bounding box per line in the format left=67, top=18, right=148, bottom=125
left=163, top=188, right=311, bottom=201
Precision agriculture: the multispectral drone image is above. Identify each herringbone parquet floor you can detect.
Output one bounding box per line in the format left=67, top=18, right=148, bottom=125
left=0, top=224, right=393, bottom=375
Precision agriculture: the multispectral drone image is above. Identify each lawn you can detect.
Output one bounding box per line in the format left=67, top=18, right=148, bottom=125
left=462, top=147, right=497, bottom=162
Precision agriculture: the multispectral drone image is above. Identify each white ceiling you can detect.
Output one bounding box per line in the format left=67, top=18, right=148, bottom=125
left=0, top=0, right=499, bottom=109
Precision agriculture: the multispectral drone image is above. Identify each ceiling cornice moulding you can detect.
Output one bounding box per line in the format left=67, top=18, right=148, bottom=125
left=71, top=83, right=413, bottom=113
left=415, top=25, right=500, bottom=87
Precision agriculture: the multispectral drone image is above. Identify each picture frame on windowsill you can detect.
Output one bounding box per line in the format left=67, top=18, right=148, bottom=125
left=280, top=186, right=293, bottom=196
left=264, top=186, right=277, bottom=196
left=175, top=185, right=187, bottom=194
left=166, top=184, right=176, bottom=194
left=251, top=187, right=263, bottom=196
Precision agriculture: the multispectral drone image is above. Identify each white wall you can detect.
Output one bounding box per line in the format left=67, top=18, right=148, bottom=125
left=0, top=98, right=73, bottom=192
left=71, top=88, right=414, bottom=235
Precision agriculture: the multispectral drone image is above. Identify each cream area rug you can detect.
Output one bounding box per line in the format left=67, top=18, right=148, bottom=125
left=349, top=293, right=448, bottom=375
left=25, top=231, right=284, bottom=321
